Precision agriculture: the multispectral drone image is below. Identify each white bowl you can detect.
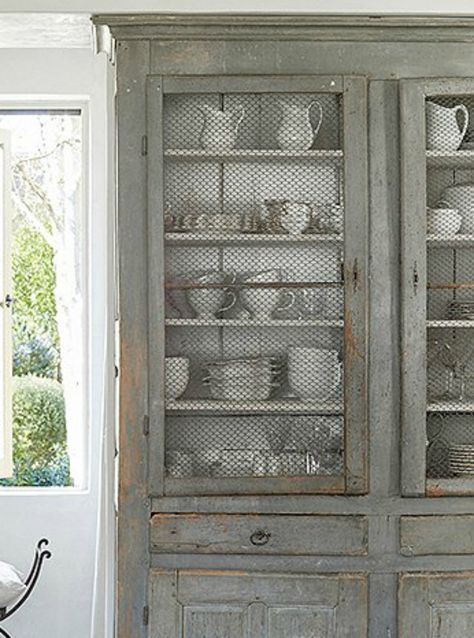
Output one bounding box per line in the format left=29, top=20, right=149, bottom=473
left=288, top=347, right=340, bottom=401
left=165, top=357, right=190, bottom=400
left=427, top=208, right=462, bottom=235
left=207, top=376, right=275, bottom=401
left=187, top=271, right=235, bottom=318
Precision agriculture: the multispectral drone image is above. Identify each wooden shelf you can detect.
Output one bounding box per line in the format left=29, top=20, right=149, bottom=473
left=166, top=399, right=343, bottom=414
left=165, top=317, right=344, bottom=328
left=427, top=320, right=474, bottom=328
left=427, top=149, right=474, bottom=168
left=428, top=400, right=474, bottom=413
left=165, top=148, right=343, bottom=161
left=165, top=232, right=343, bottom=246
left=428, top=234, right=474, bottom=247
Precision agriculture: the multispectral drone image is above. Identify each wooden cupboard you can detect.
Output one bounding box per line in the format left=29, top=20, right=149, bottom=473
left=92, top=14, right=474, bottom=637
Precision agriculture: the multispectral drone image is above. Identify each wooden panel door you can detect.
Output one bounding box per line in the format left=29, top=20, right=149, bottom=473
left=149, top=570, right=368, bottom=637
left=399, top=573, right=474, bottom=637
left=401, top=78, right=474, bottom=496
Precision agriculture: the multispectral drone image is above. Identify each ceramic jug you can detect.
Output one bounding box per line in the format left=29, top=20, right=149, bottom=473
left=277, top=99, right=323, bottom=151
left=426, top=101, right=469, bottom=151
left=198, top=105, right=245, bottom=151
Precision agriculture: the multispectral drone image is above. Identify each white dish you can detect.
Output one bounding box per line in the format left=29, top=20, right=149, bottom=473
left=288, top=347, right=340, bottom=401
left=165, top=356, right=190, bottom=400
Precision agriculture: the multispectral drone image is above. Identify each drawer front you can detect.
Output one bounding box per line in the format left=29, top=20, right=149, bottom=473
left=401, top=515, right=474, bottom=555
left=150, top=513, right=368, bottom=555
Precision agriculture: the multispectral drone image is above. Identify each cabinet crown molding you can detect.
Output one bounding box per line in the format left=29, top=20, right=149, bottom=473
left=92, top=13, right=474, bottom=42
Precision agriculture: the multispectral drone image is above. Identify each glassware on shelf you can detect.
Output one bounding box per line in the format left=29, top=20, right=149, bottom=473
left=428, top=337, right=474, bottom=401
left=297, top=287, right=328, bottom=319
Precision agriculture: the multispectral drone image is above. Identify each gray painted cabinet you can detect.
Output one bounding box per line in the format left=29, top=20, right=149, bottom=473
left=93, top=13, right=474, bottom=638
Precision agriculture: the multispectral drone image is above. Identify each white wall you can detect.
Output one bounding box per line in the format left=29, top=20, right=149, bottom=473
left=1, top=0, right=474, bottom=13
left=0, top=48, right=113, bottom=638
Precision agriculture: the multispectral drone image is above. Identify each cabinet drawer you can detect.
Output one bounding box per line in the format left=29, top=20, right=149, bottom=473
left=150, top=514, right=368, bottom=555
left=401, top=515, right=474, bottom=555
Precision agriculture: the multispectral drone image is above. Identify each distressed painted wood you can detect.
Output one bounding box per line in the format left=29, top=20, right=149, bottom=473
left=147, top=75, right=166, bottom=496
left=149, top=569, right=368, bottom=637
left=401, top=515, right=474, bottom=556
left=95, top=13, right=474, bottom=638
left=150, top=514, right=368, bottom=555
left=115, top=39, right=150, bottom=638
left=400, top=79, right=428, bottom=497
left=342, top=76, right=369, bottom=495
left=399, top=572, right=474, bottom=637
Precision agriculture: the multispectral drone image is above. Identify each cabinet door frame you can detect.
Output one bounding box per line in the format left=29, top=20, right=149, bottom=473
left=147, top=74, right=369, bottom=496
left=401, top=77, right=474, bottom=497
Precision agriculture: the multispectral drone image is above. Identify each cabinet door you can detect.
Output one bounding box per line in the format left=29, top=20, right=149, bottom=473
left=149, top=570, right=368, bottom=638
left=401, top=78, right=474, bottom=496
left=400, top=572, right=474, bottom=637
left=147, top=75, right=368, bottom=496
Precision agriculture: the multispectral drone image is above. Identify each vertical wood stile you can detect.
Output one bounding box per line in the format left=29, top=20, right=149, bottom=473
left=116, top=40, right=151, bottom=638
left=343, top=76, right=369, bottom=494
left=147, top=75, right=166, bottom=496
left=400, top=80, right=428, bottom=496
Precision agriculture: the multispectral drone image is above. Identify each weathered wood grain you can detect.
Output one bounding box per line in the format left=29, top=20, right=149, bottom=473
left=401, top=515, right=474, bottom=556
left=150, top=514, right=368, bottom=555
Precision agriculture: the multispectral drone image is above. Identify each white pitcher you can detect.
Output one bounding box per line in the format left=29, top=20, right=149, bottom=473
left=277, top=99, right=323, bottom=151
left=198, top=105, right=245, bottom=151
left=426, top=101, right=469, bottom=151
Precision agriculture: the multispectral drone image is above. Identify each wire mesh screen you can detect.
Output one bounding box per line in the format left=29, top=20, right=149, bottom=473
left=426, top=94, right=474, bottom=479
left=163, top=90, right=345, bottom=482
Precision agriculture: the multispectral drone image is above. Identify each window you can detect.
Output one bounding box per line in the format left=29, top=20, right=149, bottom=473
left=0, top=107, right=86, bottom=489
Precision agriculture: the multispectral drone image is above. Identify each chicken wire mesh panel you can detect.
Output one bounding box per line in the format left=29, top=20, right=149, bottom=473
left=165, top=415, right=344, bottom=478
left=165, top=324, right=343, bottom=407
left=164, top=92, right=342, bottom=151
left=162, top=89, right=346, bottom=482
left=427, top=413, right=474, bottom=479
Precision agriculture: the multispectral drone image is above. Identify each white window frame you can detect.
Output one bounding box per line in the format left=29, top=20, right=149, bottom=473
left=0, top=98, right=90, bottom=490
left=0, top=129, right=12, bottom=478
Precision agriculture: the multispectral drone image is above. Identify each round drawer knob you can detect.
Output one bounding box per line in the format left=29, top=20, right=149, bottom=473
left=250, top=529, right=271, bottom=546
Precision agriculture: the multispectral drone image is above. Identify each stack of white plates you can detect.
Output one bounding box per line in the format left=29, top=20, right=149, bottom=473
left=448, top=300, right=474, bottom=320
left=449, top=444, right=474, bottom=475
left=204, top=356, right=281, bottom=401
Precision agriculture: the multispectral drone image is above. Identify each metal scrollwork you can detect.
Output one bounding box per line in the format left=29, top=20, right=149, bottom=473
left=0, top=539, right=52, bottom=638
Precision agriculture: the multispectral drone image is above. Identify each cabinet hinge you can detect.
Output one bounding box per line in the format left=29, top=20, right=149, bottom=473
left=143, top=605, right=149, bottom=626
left=143, top=415, right=150, bottom=436
left=141, top=135, right=148, bottom=157
left=352, top=258, right=359, bottom=292
left=413, top=261, right=419, bottom=292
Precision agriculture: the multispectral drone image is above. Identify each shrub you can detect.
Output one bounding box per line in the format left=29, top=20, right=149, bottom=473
left=0, top=376, right=71, bottom=487
left=13, top=332, right=59, bottom=379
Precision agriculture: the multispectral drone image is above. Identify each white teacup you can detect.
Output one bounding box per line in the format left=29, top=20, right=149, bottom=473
left=288, top=347, right=340, bottom=401
left=187, top=271, right=236, bottom=319
left=241, top=269, right=295, bottom=320
left=165, top=356, right=190, bottom=400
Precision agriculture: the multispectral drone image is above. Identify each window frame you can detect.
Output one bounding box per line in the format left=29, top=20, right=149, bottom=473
left=0, top=97, right=90, bottom=492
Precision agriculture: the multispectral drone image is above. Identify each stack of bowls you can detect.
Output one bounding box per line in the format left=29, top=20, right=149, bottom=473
left=448, top=300, right=474, bottom=320
left=288, top=347, right=341, bottom=402
left=449, top=444, right=474, bottom=476
left=204, top=357, right=281, bottom=401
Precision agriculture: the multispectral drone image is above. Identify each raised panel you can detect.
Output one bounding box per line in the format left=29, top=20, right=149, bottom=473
left=268, top=606, right=335, bottom=638
left=401, top=515, right=474, bottom=555
left=150, top=514, right=368, bottom=555
left=150, top=570, right=367, bottom=638
left=183, top=606, right=248, bottom=638
left=399, top=573, right=474, bottom=638
left=432, top=604, right=474, bottom=637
